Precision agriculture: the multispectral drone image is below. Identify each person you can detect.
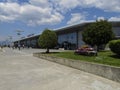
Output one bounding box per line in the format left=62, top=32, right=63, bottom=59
left=0, top=46, right=3, bottom=52
left=11, top=43, right=14, bottom=49
left=22, top=44, right=25, bottom=49
left=12, top=45, right=14, bottom=49
left=18, top=44, right=21, bottom=50
left=0, top=46, right=2, bottom=52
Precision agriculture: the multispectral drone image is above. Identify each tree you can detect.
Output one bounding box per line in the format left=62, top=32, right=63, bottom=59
left=38, top=29, right=57, bottom=53
left=82, top=20, right=115, bottom=51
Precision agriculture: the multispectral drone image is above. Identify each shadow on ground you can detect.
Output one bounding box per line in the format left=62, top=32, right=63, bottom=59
left=109, top=55, right=120, bottom=59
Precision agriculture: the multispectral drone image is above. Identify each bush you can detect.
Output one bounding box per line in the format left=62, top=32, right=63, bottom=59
left=109, top=39, right=120, bottom=55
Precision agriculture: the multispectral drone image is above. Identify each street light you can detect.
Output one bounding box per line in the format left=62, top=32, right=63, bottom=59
left=8, top=36, right=12, bottom=47
left=15, top=30, right=24, bottom=46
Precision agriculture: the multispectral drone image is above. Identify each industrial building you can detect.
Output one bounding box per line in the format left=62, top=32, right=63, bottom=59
left=14, top=21, right=120, bottom=50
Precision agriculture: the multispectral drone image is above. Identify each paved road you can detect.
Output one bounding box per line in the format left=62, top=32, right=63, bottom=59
left=0, top=48, right=120, bottom=90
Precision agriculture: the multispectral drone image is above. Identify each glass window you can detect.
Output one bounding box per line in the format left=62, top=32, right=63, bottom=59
left=58, top=32, right=77, bottom=44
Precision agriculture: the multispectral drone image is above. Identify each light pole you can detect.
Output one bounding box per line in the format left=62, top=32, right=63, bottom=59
left=8, top=36, right=12, bottom=47
left=15, top=30, right=24, bottom=49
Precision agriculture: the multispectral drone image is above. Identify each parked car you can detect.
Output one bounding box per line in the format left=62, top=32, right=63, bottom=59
left=74, top=46, right=97, bottom=56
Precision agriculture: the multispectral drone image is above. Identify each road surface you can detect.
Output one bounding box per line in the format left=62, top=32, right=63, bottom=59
left=0, top=48, right=120, bottom=90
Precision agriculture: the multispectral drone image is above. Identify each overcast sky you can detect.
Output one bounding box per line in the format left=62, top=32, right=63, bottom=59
left=0, top=0, right=120, bottom=41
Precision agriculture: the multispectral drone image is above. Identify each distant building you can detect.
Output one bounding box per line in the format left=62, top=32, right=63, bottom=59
left=14, top=21, right=120, bottom=49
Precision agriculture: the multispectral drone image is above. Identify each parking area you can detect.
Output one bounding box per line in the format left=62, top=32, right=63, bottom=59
left=0, top=48, right=120, bottom=90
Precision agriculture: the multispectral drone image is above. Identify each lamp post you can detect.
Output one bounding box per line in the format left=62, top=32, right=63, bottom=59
left=15, top=30, right=24, bottom=50
left=8, top=36, right=12, bottom=47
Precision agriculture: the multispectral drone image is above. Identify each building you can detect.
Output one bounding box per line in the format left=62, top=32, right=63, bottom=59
left=14, top=34, right=40, bottom=48
left=14, top=21, right=120, bottom=49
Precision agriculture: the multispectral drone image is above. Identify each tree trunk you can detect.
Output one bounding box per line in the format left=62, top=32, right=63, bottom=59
left=46, top=48, right=49, bottom=53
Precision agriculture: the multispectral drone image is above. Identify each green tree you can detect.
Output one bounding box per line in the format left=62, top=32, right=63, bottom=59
left=82, top=20, right=115, bottom=51
left=38, top=29, right=57, bottom=53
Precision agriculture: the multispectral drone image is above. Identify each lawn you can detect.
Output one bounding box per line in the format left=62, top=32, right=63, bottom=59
left=49, top=51, right=120, bottom=67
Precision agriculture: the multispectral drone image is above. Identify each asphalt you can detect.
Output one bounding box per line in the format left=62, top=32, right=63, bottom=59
left=0, top=48, right=120, bottom=90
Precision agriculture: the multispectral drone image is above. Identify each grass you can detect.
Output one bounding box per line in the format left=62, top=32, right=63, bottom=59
left=48, top=51, right=120, bottom=67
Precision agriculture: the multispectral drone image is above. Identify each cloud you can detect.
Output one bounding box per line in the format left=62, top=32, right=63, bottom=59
left=109, top=16, right=120, bottom=21
left=97, top=16, right=105, bottom=21
left=18, top=4, right=64, bottom=26
left=29, top=0, right=50, bottom=8
left=51, top=0, right=80, bottom=12
left=0, top=0, right=120, bottom=26
left=52, top=0, right=120, bottom=13
left=0, top=1, right=64, bottom=26
left=0, top=0, right=18, bottom=2
left=0, top=2, right=20, bottom=22
left=7, top=0, right=18, bottom=2
left=67, top=13, right=86, bottom=25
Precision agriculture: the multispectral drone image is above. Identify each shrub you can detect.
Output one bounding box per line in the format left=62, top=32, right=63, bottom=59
left=109, top=39, right=120, bottom=55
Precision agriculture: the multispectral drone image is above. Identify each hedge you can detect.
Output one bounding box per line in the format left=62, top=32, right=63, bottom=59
left=109, top=39, right=120, bottom=55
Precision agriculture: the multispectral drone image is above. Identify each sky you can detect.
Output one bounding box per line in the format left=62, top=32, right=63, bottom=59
left=0, top=0, right=120, bottom=42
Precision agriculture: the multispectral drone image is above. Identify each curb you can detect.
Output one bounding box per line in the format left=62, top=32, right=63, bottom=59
left=33, top=53, right=120, bottom=83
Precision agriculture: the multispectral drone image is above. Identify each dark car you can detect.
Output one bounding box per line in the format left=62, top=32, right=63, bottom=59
left=74, top=47, right=97, bottom=56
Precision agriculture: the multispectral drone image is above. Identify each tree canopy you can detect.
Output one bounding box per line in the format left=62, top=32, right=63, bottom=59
left=38, top=29, right=57, bottom=53
left=82, top=20, right=115, bottom=50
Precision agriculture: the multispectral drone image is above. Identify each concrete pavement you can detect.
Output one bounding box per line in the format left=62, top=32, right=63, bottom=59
left=0, top=48, right=120, bottom=90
